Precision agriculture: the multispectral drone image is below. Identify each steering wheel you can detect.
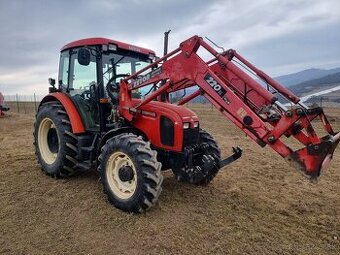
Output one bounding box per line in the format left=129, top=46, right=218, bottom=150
left=106, top=73, right=130, bottom=88
left=106, top=73, right=129, bottom=104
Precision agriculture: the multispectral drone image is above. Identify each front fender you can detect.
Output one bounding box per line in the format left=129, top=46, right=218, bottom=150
left=98, top=127, right=146, bottom=150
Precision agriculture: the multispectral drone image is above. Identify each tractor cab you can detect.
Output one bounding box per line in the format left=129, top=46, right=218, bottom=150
left=53, top=38, right=156, bottom=131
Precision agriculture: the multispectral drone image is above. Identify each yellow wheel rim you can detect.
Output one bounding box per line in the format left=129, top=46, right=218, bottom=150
left=106, top=151, right=137, bottom=200
left=38, top=118, right=59, bottom=165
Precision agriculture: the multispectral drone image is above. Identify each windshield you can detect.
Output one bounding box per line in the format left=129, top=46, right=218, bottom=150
left=102, top=53, right=152, bottom=98
left=102, top=53, right=151, bottom=83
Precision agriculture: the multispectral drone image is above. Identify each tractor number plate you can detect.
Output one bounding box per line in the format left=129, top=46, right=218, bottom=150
left=204, top=74, right=226, bottom=97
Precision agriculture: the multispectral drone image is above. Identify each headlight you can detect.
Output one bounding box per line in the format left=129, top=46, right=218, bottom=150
left=183, top=122, right=190, bottom=129
left=149, top=53, right=156, bottom=61
left=108, top=43, right=117, bottom=51
left=193, top=121, right=199, bottom=128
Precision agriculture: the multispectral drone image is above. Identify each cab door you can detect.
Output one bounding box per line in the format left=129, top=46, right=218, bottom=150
left=58, top=48, right=99, bottom=131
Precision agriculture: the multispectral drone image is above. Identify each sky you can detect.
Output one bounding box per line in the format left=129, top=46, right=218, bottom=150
left=0, top=0, right=339, bottom=95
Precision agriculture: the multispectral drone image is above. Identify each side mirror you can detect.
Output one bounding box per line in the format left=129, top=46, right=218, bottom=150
left=48, top=78, right=58, bottom=93
left=48, top=78, right=55, bottom=86
left=78, top=48, right=91, bottom=66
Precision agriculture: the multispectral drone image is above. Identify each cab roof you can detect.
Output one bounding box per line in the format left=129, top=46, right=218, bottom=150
left=61, top=37, right=156, bottom=56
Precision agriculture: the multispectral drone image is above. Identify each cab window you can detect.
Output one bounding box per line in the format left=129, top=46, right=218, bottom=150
left=102, top=53, right=152, bottom=99
left=69, top=48, right=97, bottom=95
left=58, top=51, right=70, bottom=88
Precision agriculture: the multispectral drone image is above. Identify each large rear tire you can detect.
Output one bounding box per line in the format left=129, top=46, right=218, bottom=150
left=34, top=102, right=79, bottom=178
left=173, top=129, right=221, bottom=185
left=98, top=133, right=163, bottom=213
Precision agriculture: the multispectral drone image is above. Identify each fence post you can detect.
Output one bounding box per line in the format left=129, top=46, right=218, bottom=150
left=34, top=93, right=37, bottom=113
left=24, top=95, right=27, bottom=114
left=16, top=93, right=19, bottom=113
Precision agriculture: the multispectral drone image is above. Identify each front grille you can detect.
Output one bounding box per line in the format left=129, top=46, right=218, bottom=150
left=183, top=128, right=199, bottom=148
left=160, top=116, right=174, bottom=146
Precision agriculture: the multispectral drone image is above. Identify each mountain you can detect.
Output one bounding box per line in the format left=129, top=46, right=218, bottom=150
left=289, top=71, right=340, bottom=95
left=273, top=67, right=340, bottom=87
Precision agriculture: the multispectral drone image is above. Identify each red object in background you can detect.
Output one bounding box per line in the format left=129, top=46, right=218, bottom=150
left=0, top=92, right=10, bottom=116
left=0, top=92, right=4, bottom=104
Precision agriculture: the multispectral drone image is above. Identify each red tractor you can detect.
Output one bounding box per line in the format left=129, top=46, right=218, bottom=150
left=0, top=92, right=10, bottom=116
left=34, top=35, right=339, bottom=213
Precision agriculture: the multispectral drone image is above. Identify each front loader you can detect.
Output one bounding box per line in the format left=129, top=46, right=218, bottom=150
left=34, top=35, right=339, bottom=213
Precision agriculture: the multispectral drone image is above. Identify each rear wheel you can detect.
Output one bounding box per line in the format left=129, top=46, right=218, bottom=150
left=173, top=129, right=221, bottom=185
left=34, top=102, right=79, bottom=177
left=98, top=133, right=163, bottom=213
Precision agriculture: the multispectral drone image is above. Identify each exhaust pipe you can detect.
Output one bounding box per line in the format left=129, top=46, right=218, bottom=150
left=163, top=29, right=171, bottom=57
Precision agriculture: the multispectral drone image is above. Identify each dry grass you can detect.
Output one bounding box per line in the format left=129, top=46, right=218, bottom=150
left=0, top=105, right=339, bottom=255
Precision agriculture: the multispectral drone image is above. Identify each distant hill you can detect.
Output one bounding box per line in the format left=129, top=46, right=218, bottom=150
left=274, top=67, right=340, bottom=87
left=289, top=71, right=340, bottom=95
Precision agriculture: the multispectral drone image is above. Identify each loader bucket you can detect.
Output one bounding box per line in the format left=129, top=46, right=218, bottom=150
left=286, top=132, right=340, bottom=181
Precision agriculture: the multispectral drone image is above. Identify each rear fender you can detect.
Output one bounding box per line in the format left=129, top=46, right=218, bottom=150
left=39, top=92, right=85, bottom=134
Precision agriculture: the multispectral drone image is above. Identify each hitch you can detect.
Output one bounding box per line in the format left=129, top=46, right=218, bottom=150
left=220, top=146, right=243, bottom=168
left=182, top=145, right=242, bottom=181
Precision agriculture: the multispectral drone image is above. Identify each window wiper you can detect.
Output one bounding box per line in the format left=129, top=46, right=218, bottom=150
left=103, top=56, right=126, bottom=76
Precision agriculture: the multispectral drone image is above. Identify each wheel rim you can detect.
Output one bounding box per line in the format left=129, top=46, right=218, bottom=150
left=38, top=118, right=59, bottom=164
left=106, top=152, right=137, bottom=200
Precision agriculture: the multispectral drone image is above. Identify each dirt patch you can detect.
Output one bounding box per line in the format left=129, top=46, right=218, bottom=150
left=0, top=107, right=339, bottom=255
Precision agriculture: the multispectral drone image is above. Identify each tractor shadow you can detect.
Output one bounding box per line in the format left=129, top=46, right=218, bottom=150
left=63, top=168, right=234, bottom=215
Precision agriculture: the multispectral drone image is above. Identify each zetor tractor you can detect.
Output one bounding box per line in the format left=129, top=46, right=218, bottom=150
left=34, top=35, right=339, bottom=213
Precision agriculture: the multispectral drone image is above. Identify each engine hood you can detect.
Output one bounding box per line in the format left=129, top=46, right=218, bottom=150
left=131, top=99, right=198, bottom=123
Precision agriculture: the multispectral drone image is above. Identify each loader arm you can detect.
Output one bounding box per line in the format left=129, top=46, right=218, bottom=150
left=119, top=35, right=339, bottom=180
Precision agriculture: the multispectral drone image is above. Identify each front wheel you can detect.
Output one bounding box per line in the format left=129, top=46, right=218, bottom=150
left=98, top=133, right=163, bottom=213
left=172, top=129, right=221, bottom=185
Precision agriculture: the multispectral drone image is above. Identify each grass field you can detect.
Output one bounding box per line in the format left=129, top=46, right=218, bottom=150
left=0, top=104, right=339, bottom=254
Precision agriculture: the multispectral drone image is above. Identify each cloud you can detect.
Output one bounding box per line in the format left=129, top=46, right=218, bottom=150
left=0, top=0, right=339, bottom=94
